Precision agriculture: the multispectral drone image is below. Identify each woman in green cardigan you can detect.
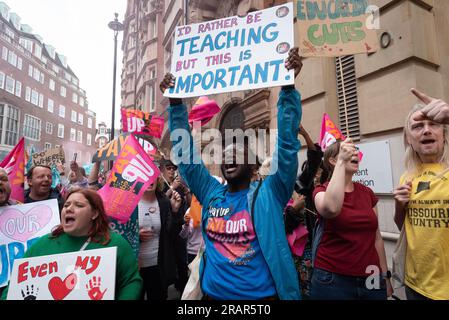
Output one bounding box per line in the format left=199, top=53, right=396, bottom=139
left=2, top=188, right=143, bottom=300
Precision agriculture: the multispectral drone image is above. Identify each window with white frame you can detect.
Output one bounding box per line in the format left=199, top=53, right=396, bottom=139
left=0, top=71, right=5, bottom=89
left=2, top=47, right=7, bottom=60
left=49, top=79, right=55, bottom=91
left=46, top=122, right=53, bottom=134
left=60, top=86, right=66, bottom=97
left=45, top=142, right=51, bottom=150
left=87, top=133, right=92, bottom=146
left=23, top=114, right=41, bottom=141
left=58, top=124, right=64, bottom=138
left=5, top=76, right=14, bottom=94
left=59, top=105, right=65, bottom=118
left=15, top=81, right=21, bottom=97
left=48, top=99, right=54, bottom=113
left=72, top=93, right=78, bottom=104
left=1, top=104, right=20, bottom=146
left=87, top=118, right=92, bottom=129
left=38, top=93, right=44, bottom=108
left=77, top=131, right=83, bottom=143
left=31, top=90, right=39, bottom=106
left=71, top=110, right=77, bottom=122
left=25, top=87, right=31, bottom=102
left=78, top=113, right=84, bottom=125
left=70, top=128, right=76, bottom=141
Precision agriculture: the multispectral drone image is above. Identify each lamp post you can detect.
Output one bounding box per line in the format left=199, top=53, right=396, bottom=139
left=108, top=13, right=124, bottom=170
left=108, top=13, right=124, bottom=145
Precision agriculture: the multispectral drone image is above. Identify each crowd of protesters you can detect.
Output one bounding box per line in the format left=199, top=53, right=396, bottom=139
left=1, top=45, right=449, bottom=301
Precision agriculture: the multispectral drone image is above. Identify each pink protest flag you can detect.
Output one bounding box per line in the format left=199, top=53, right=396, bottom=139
left=188, top=96, right=221, bottom=126
left=98, top=135, right=160, bottom=223
left=0, top=137, right=25, bottom=203
left=319, top=113, right=363, bottom=160
left=121, top=108, right=165, bottom=139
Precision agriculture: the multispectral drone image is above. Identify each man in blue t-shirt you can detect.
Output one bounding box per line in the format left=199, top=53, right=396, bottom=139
left=159, top=48, right=303, bottom=300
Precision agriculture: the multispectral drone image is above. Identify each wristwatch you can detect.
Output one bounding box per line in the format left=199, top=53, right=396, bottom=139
left=381, top=271, right=392, bottom=279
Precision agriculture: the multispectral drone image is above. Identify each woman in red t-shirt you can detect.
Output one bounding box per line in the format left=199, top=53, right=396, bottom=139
left=311, top=139, right=393, bottom=300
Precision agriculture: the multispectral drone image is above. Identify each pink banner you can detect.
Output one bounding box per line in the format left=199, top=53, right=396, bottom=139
left=97, top=135, right=160, bottom=223
left=121, top=109, right=164, bottom=139
left=0, top=137, right=24, bottom=203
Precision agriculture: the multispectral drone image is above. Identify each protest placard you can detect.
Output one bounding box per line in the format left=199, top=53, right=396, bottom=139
left=121, top=108, right=164, bottom=138
left=165, top=3, right=294, bottom=98
left=92, top=133, right=157, bottom=163
left=7, top=247, right=116, bottom=300
left=0, top=199, right=61, bottom=288
left=31, top=147, right=65, bottom=167
left=97, top=135, right=160, bottom=223
left=296, top=0, right=378, bottom=57
left=0, top=137, right=24, bottom=203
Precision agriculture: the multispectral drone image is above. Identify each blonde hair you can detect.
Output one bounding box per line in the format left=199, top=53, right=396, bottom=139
left=403, top=104, right=449, bottom=175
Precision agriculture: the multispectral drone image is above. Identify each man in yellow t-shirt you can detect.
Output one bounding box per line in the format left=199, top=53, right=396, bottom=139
left=394, top=89, right=449, bottom=300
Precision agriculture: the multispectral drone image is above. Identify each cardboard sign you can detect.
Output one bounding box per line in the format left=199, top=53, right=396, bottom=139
left=121, top=109, right=165, bottom=138
left=92, top=133, right=157, bottom=163
left=7, top=247, right=116, bottom=300
left=97, top=135, right=160, bottom=223
left=0, top=137, right=24, bottom=203
left=31, top=147, right=65, bottom=167
left=0, top=199, right=61, bottom=287
left=296, top=0, right=378, bottom=57
left=165, top=3, right=294, bottom=98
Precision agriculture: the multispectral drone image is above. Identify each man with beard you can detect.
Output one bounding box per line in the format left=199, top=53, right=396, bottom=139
left=160, top=48, right=303, bottom=300
left=25, top=165, right=64, bottom=211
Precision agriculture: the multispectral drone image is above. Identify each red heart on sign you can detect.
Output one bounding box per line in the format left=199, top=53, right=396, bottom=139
left=48, top=273, right=78, bottom=300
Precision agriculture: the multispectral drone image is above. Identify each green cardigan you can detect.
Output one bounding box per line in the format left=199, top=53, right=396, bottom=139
left=1, top=232, right=142, bottom=300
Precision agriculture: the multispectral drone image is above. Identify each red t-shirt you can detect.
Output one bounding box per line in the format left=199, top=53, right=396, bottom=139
left=312, top=182, right=381, bottom=277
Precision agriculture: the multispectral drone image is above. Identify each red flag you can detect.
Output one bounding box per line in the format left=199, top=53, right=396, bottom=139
left=0, top=137, right=25, bottom=203
left=121, top=108, right=164, bottom=139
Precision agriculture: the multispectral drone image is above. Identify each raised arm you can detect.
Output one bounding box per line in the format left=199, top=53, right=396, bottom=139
left=160, top=73, right=220, bottom=206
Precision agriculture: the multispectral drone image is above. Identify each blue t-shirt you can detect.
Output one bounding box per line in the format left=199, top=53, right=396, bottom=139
left=202, top=189, right=276, bottom=299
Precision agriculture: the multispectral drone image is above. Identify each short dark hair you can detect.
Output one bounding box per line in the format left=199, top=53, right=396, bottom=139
left=26, top=165, right=52, bottom=180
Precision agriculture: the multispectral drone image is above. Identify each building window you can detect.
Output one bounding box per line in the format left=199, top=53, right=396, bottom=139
left=25, top=87, right=31, bottom=102
left=49, top=79, right=55, bottom=91
left=0, top=104, right=20, bottom=146
left=58, top=124, right=64, bottom=138
left=60, top=86, right=66, bottom=97
left=45, top=142, right=51, bottom=150
left=88, top=118, right=92, bottom=129
left=87, top=133, right=92, bottom=146
left=1, top=47, right=7, bottom=60
left=5, top=76, right=14, bottom=94
left=71, top=110, right=77, bottom=122
left=23, top=114, right=41, bottom=141
left=78, top=114, right=84, bottom=125
left=31, top=90, right=39, bottom=106
left=38, top=93, right=44, bottom=108
left=48, top=99, right=54, bottom=113
left=77, top=131, right=83, bottom=143
left=72, top=93, right=78, bottom=104
left=15, top=81, right=21, bottom=97
left=70, top=128, right=76, bottom=141
left=59, top=105, right=65, bottom=118
left=0, top=71, right=4, bottom=89
left=46, top=122, right=53, bottom=134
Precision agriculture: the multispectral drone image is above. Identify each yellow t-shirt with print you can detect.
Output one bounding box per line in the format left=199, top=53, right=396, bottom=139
left=400, top=163, right=449, bottom=300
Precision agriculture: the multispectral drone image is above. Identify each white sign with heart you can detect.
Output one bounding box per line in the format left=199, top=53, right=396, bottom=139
left=0, top=199, right=61, bottom=288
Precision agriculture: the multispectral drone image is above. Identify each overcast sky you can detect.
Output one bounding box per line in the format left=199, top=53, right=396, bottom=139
left=6, top=0, right=127, bottom=127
